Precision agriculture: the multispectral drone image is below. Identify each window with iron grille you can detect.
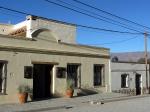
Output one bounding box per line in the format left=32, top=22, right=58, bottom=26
left=67, top=64, right=79, bottom=88
left=0, top=63, right=3, bottom=93
left=93, top=65, right=104, bottom=86
left=0, top=62, right=7, bottom=94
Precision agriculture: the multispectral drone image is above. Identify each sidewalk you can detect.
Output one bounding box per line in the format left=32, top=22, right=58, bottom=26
left=0, top=93, right=149, bottom=112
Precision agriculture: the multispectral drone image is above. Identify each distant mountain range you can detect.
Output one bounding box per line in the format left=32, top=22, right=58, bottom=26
left=111, top=52, right=150, bottom=62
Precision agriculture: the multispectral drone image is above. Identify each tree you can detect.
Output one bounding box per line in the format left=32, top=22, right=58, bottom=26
left=137, top=58, right=150, bottom=63
left=111, top=56, right=119, bottom=62
left=137, top=58, right=145, bottom=63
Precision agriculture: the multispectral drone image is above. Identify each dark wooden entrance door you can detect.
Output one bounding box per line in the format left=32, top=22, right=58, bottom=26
left=33, top=64, right=53, bottom=100
left=135, top=74, right=141, bottom=95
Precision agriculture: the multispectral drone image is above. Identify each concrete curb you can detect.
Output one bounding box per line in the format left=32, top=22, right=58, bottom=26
left=100, top=94, right=150, bottom=104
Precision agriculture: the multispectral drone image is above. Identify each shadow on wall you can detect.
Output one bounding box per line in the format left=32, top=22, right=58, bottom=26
left=52, top=88, right=100, bottom=98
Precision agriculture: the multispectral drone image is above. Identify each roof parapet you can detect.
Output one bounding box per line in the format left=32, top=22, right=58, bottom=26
left=26, top=15, right=76, bottom=26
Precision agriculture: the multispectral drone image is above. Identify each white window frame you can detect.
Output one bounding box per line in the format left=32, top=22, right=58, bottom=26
left=121, top=74, right=129, bottom=88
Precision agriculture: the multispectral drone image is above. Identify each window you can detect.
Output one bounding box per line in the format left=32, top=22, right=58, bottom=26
left=121, top=74, right=129, bottom=88
left=0, top=63, right=3, bottom=93
left=67, top=64, right=80, bottom=88
left=93, top=65, right=104, bottom=86
left=0, top=62, right=7, bottom=94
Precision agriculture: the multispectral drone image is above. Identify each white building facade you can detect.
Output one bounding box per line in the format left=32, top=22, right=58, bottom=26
left=111, top=62, right=149, bottom=95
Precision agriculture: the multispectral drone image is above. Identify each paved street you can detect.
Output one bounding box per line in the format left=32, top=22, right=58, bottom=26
left=64, top=96, right=150, bottom=112
left=0, top=93, right=150, bottom=112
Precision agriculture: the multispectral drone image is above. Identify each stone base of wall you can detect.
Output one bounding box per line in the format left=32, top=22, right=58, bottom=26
left=112, top=87, right=147, bottom=96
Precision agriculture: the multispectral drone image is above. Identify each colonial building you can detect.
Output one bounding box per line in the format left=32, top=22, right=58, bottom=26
left=111, top=61, right=149, bottom=95
left=0, top=15, right=110, bottom=104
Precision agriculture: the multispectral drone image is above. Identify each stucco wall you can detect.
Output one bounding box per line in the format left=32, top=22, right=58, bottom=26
left=27, top=18, right=76, bottom=44
left=0, top=34, right=109, bottom=56
left=0, top=50, right=110, bottom=104
left=0, top=24, right=13, bottom=35
left=0, top=35, right=110, bottom=104
left=111, top=62, right=148, bottom=91
left=0, top=16, right=76, bottom=44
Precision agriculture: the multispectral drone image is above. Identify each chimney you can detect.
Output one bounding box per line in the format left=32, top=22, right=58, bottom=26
left=26, top=15, right=37, bottom=20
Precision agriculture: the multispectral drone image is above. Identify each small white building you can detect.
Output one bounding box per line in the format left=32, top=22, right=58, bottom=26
left=111, top=61, right=149, bottom=95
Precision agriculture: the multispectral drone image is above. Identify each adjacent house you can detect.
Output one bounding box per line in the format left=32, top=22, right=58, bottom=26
left=0, top=15, right=111, bottom=104
left=111, top=61, right=149, bottom=95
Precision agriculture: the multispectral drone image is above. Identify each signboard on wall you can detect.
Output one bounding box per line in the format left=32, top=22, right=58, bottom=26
left=24, top=66, right=33, bottom=79
left=56, top=67, right=66, bottom=78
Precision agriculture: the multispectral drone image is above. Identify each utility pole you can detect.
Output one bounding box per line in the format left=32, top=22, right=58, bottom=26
left=144, top=32, right=148, bottom=93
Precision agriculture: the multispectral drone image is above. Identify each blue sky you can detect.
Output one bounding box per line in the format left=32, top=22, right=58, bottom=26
left=0, top=0, right=150, bottom=52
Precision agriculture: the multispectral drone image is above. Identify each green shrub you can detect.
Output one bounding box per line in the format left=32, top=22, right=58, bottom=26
left=18, top=84, right=30, bottom=93
left=28, top=87, right=33, bottom=95
left=66, top=79, right=74, bottom=90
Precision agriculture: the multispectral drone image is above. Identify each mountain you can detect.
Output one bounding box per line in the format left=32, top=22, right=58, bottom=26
left=111, top=52, right=150, bottom=62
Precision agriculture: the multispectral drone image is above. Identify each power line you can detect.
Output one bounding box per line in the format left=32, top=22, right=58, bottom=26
left=72, top=0, right=150, bottom=30
left=43, top=0, right=143, bottom=33
left=0, top=5, right=143, bottom=35
left=87, top=36, right=139, bottom=45
left=0, top=6, right=30, bottom=15
left=0, top=9, right=23, bottom=18
left=56, top=0, right=143, bottom=33
left=32, top=34, right=141, bottom=52
left=77, top=25, right=143, bottom=35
